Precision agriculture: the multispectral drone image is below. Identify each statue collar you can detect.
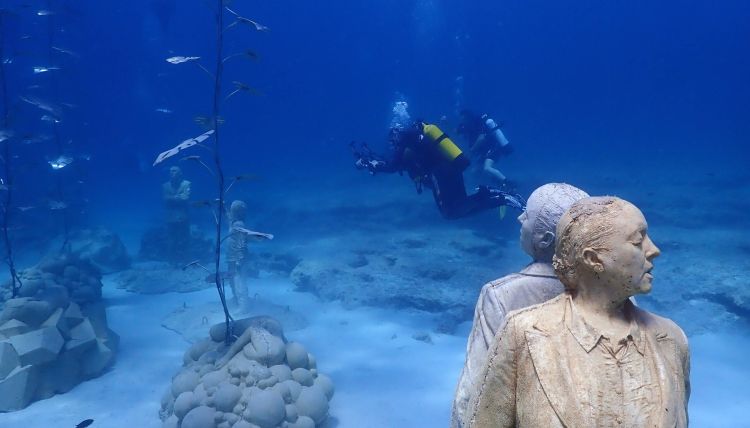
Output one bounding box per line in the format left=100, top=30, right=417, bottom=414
left=564, top=295, right=646, bottom=355
left=519, top=262, right=556, bottom=278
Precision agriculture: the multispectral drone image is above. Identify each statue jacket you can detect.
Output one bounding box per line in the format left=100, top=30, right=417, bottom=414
left=466, top=294, right=690, bottom=428
left=451, top=263, right=563, bottom=428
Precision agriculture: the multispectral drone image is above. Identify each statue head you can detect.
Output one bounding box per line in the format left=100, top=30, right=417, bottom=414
left=169, top=166, right=183, bottom=185
left=229, top=200, right=247, bottom=221
left=553, top=197, right=661, bottom=300
left=518, top=183, right=589, bottom=262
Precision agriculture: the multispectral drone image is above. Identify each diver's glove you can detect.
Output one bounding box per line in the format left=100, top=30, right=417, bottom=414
left=484, top=186, right=526, bottom=211
left=502, top=192, right=526, bottom=211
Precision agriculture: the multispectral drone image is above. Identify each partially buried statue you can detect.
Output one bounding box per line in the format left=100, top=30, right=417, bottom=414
left=451, top=183, right=589, bottom=428
left=162, top=166, right=192, bottom=263
left=466, top=196, right=690, bottom=428
left=226, top=200, right=273, bottom=307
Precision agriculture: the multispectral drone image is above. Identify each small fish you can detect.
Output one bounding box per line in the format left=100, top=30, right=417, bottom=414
left=0, top=129, right=12, bottom=143
left=194, top=115, right=225, bottom=127
left=166, top=56, right=200, bottom=64
left=155, top=108, right=173, bottom=114
left=49, top=200, right=68, bottom=210
left=33, top=66, right=61, bottom=73
left=79, top=153, right=91, bottom=161
left=75, top=419, right=94, bottom=428
left=51, top=46, right=78, bottom=57
left=231, top=173, right=258, bottom=181
left=21, top=134, right=51, bottom=145
left=26, top=84, right=42, bottom=90
left=41, top=115, right=61, bottom=123
left=20, top=96, right=62, bottom=116
left=2, top=58, right=12, bottom=64
left=17, top=206, right=35, bottom=212
left=37, top=10, right=55, bottom=16
left=49, top=155, right=74, bottom=170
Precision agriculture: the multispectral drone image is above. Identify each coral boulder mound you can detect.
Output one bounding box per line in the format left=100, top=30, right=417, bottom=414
left=160, top=316, right=334, bottom=428
left=0, top=253, right=119, bottom=411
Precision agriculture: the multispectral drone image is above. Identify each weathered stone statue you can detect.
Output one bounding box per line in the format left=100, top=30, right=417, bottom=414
left=162, top=166, right=191, bottom=263
left=466, top=197, right=690, bottom=428
left=451, top=183, right=589, bottom=427
left=226, top=200, right=273, bottom=307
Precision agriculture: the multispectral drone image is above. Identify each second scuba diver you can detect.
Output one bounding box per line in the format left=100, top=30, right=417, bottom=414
left=352, top=119, right=525, bottom=220
left=457, top=109, right=513, bottom=185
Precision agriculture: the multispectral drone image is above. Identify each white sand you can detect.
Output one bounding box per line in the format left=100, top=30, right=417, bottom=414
left=1, top=271, right=747, bottom=427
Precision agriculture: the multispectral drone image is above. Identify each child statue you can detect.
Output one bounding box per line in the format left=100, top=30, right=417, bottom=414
left=226, top=200, right=273, bottom=307
left=466, top=196, right=690, bottom=428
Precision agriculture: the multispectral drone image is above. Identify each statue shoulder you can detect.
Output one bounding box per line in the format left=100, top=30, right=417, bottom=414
left=635, top=307, right=689, bottom=351
left=504, top=294, right=567, bottom=332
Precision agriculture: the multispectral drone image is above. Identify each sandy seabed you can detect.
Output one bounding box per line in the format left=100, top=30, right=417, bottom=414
left=0, top=270, right=748, bottom=428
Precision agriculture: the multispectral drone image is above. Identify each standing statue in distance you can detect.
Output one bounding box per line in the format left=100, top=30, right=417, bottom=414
left=162, top=166, right=192, bottom=263
left=451, top=183, right=589, bottom=428
left=467, top=196, right=690, bottom=428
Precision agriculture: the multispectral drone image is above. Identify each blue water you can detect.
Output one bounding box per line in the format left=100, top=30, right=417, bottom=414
left=1, top=0, right=749, bottom=426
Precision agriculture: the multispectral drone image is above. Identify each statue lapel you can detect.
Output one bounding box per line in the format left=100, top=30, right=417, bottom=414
left=649, top=331, right=682, bottom=427
left=526, top=329, right=582, bottom=427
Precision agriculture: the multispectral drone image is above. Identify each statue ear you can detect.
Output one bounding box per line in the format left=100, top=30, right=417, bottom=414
left=582, top=247, right=604, bottom=272
left=537, top=231, right=555, bottom=250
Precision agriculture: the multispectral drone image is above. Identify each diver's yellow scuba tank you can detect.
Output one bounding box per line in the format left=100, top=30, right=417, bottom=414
left=421, top=123, right=470, bottom=171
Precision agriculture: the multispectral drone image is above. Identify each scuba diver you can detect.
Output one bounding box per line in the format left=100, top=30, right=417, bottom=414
left=352, top=120, right=525, bottom=220
left=457, top=109, right=513, bottom=184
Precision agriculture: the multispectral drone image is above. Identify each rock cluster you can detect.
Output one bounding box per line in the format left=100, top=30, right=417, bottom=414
left=69, top=227, right=131, bottom=274
left=160, top=317, right=333, bottom=428
left=0, top=254, right=118, bottom=411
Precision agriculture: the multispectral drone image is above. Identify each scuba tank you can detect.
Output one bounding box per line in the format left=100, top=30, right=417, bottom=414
left=421, top=123, right=470, bottom=171
left=481, top=114, right=510, bottom=147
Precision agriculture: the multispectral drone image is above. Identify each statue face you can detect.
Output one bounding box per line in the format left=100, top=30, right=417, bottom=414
left=597, top=204, right=661, bottom=296
left=169, top=166, right=182, bottom=181
left=518, top=210, right=535, bottom=257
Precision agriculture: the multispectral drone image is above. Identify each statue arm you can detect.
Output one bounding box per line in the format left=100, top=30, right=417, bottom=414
left=466, top=317, right=518, bottom=428
left=175, top=181, right=191, bottom=200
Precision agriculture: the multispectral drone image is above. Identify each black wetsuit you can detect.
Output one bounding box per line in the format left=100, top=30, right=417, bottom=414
left=366, top=123, right=523, bottom=219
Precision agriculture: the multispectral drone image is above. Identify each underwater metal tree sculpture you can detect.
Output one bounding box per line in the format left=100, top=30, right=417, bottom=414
left=154, top=3, right=267, bottom=344
left=0, top=10, right=22, bottom=297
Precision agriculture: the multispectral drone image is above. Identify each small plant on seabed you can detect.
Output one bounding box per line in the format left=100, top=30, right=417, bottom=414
left=0, top=10, right=22, bottom=297
left=153, top=2, right=268, bottom=344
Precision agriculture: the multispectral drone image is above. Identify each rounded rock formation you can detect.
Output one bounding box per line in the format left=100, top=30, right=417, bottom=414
left=159, top=317, right=333, bottom=428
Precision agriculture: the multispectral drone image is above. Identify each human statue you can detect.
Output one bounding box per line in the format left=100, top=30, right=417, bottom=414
left=226, top=200, right=273, bottom=307
left=162, top=166, right=191, bottom=263
left=451, top=183, right=589, bottom=428
left=466, top=196, right=690, bottom=428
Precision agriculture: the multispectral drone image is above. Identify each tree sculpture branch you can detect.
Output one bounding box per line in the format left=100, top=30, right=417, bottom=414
left=0, top=11, right=22, bottom=297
